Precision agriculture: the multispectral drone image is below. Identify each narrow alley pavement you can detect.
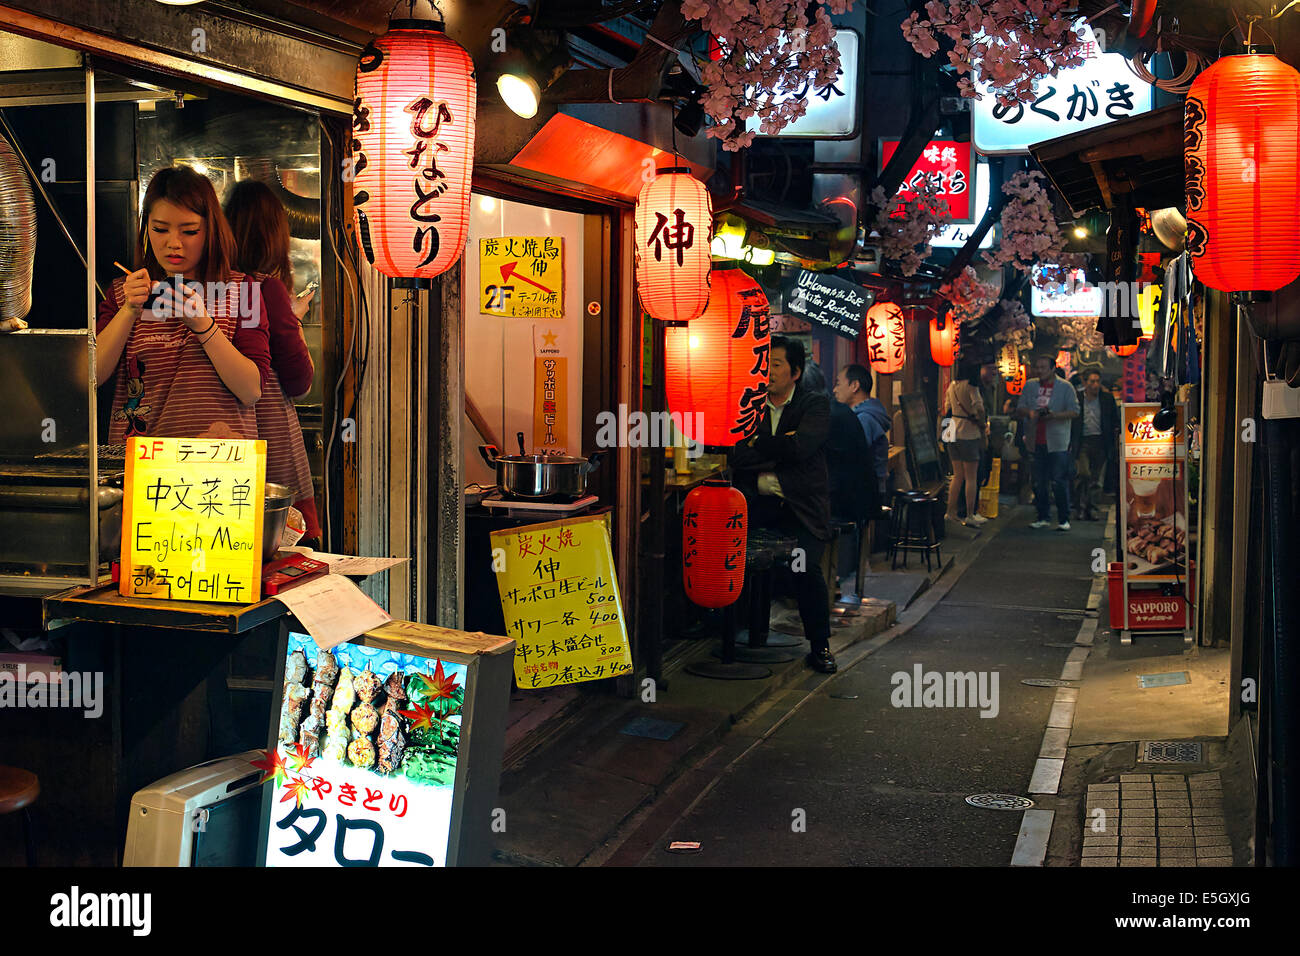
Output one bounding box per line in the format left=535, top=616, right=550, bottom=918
left=637, top=508, right=1104, bottom=866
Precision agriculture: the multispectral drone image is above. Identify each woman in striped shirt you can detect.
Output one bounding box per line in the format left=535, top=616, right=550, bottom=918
left=224, top=179, right=320, bottom=543
left=97, top=165, right=269, bottom=442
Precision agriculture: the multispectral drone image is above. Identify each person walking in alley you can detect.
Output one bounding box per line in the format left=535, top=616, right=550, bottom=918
left=1072, top=369, right=1119, bottom=521
left=1016, top=354, right=1079, bottom=530
left=833, top=363, right=891, bottom=496
left=732, top=337, right=837, bottom=673
left=943, top=360, right=989, bottom=527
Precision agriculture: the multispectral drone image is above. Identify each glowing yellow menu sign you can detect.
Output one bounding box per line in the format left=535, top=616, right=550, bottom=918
left=120, top=437, right=267, bottom=603
left=491, top=514, right=633, bottom=687
left=479, top=236, right=564, bottom=318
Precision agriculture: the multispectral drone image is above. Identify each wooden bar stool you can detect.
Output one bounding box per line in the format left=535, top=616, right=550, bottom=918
left=0, top=766, right=39, bottom=866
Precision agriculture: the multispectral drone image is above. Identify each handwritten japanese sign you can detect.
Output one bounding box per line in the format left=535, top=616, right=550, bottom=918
left=533, top=324, right=569, bottom=455
left=782, top=269, right=874, bottom=339
left=480, top=236, right=564, bottom=318
left=880, top=139, right=973, bottom=221
left=262, top=634, right=468, bottom=867
left=972, top=22, right=1153, bottom=155
left=491, top=515, right=633, bottom=687
left=120, top=437, right=266, bottom=603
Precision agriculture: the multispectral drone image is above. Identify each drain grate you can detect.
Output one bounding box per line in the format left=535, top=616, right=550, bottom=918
left=1022, top=678, right=1077, bottom=687
left=1140, top=740, right=1204, bottom=764
left=965, top=793, right=1035, bottom=810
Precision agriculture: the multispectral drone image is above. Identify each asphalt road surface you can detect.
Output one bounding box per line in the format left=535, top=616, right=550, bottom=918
left=644, top=513, right=1105, bottom=866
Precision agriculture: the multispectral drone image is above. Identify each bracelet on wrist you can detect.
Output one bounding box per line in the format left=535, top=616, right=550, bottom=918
left=194, top=317, right=217, bottom=340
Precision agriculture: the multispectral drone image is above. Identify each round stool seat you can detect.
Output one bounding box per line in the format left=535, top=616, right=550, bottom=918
left=0, top=766, right=39, bottom=814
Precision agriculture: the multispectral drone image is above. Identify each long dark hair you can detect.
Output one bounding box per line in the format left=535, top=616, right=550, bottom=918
left=135, top=166, right=235, bottom=283
left=223, top=179, right=293, bottom=286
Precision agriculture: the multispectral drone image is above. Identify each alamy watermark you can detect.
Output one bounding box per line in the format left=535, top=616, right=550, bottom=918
left=138, top=274, right=264, bottom=328
left=890, top=663, right=999, bottom=718
left=594, top=403, right=704, bottom=456
left=0, top=665, right=104, bottom=718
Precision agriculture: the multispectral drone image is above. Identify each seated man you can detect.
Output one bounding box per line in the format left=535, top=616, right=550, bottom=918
left=730, top=336, right=836, bottom=673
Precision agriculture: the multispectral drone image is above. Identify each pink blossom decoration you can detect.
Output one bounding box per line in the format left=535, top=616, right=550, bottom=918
left=869, top=178, right=953, bottom=276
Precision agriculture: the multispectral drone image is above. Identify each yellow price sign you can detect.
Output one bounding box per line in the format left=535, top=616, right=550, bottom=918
left=120, top=437, right=267, bottom=603
left=491, top=514, right=632, bottom=687
left=480, top=236, right=563, bottom=318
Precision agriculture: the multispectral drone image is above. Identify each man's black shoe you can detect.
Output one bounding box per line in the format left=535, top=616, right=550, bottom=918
left=806, top=647, right=837, bottom=673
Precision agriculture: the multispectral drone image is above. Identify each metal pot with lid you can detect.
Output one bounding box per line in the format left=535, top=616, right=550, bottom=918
left=479, top=432, right=602, bottom=499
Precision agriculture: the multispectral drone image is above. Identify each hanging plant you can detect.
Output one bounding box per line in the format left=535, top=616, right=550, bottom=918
left=684, top=0, right=854, bottom=150
left=982, top=170, right=1081, bottom=287
left=868, top=178, right=953, bottom=277
left=939, top=265, right=999, bottom=324
left=900, top=1, right=1090, bottom=106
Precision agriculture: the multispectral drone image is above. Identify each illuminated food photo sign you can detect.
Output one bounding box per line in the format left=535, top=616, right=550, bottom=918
left=260, top=634, right=469, bottom=867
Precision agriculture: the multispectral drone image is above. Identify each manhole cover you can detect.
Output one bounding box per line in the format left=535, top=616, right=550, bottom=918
left=1140, top=741, right=1204, bottom=763
left=965, top=793, right=1035, bottom=810
left=1021, top=678, right=1076, bottom=687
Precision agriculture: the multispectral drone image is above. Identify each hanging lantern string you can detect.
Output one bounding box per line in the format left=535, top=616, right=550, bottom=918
left=389, top=0, right=443, bottom=19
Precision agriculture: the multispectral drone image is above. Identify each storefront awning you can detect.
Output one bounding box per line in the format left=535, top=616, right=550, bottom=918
left=1030, top=104, right=1183, bottom=215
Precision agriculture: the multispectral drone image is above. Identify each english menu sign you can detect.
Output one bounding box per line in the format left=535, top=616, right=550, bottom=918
left=783, top=269, right=874, bottom=339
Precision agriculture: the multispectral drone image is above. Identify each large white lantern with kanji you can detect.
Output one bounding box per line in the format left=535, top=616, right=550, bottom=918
left=352, top=16, right=476, bottom=279
left=635, top=167, right=712, bottom=322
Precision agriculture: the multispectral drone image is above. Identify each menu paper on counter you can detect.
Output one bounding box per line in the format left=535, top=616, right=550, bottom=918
left=120, top=437, right=266, bottom=603
left=284, top=549, right=410, bottom=576
left=271, top=574, right=392, bottom=649
left=261, top=632, right=467, bottom=867
left=491, top=514, right=633, bottom=687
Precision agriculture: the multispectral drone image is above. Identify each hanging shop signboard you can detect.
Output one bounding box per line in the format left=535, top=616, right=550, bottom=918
left=755, top=29, right=860, bottom=138
left=479, top=236, right=564, bottom=318
left=491, top=514, right=634, bottom=687
left=1030, top=265, right=1103, bottom=317
left=931, top=160, right=993, bottom=249
left=533, top=325, right=570, bottom=455
left=879, top=139, right=974, bottom=222
left=1118, top=403, right=1192, bottom=639
left=782, top=269, right=874, bottom=339
left=972, top=22, right=1154, bottom=155
left=120, top=437, right=267, bottom=604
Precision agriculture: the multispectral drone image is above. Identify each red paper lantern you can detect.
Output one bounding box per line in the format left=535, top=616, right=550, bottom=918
left=664, top=264, right=769, bottom=447
left=1112, top=343, right=1139, bottom=357
left=996, top=343, right=1019, bottom=379
left=1056, top=348, right=1074, bottom=380
left=1006, top=363, right=1027, bottom=396
left=866, top=302, right=905, bottom=374
left=682, top=479, right=748, bottom=608
left=1184, top=54, right=1300, bottom=292
left=635, top=167, right=712, bottom=322
left=929, top=315, right=958, bottom=367
left=353, top=18, right=476, bottom=279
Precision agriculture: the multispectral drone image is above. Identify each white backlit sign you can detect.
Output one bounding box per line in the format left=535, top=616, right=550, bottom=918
left=931, top=161, right=993, bottom=249
left=972, top=22, right=1153, bottom=155
left=756, top=29, right=859, bottom=138
left=1031, top=266, right=1103, bottom=317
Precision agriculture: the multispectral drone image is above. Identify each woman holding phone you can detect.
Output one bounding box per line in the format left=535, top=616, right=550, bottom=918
left=96, top=165, right=269, bottom=441
left=224, top=179, right=320, bottom=542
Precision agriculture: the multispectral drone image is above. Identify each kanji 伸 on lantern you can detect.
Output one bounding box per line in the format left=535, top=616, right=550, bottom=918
left=664, top=264, right=770, bottom=447
left=1184, top=53, right=1300, bottom=292
left=635, top=167, right=712, bottom=322
left=866, top=302, right=905, bottom=375
left=682, top=479, right=747, bottom=608
left=352, top=17, right=476, bottom=279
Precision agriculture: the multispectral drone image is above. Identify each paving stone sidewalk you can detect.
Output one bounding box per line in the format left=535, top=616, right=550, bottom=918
left=1080, top=771, right=1232, bottom=867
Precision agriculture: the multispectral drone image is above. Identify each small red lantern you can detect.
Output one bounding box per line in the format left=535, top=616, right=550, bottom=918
left=664, top=264, right=769, bottom=447
left=682, top=479, right=747, bottom=608
left=866, top=302, right=905, bottom=374
left=1056, top=348, right=1074, bottom=380
left=635, top=167, right=713, bottom=322
left=996, top=343, right=1019, bottom=379
left=929, top=315, right=958, bottom=367
left=1112, top=343, right=1139, bottom=357
left=353, top=18, right=476, bottom=279
left=1185, top=53, right=1300, bottom=292
left=1006, top=363, right=1027, bottom=396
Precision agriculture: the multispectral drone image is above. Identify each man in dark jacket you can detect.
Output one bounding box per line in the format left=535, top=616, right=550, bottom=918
left=833, top=364, right=892, bottom=494
left=1071, top=369, right=1120, bottom=520
left=731, top=336, right=837, bottom=673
